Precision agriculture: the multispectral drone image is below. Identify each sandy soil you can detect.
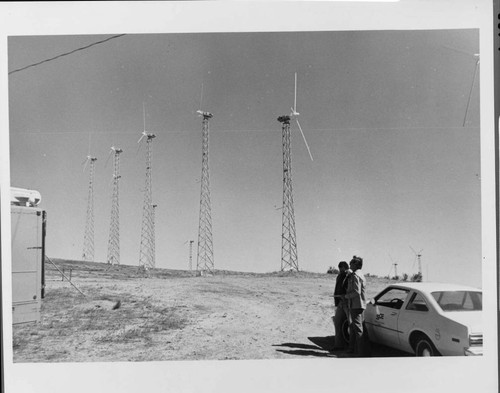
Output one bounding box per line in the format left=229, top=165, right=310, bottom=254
left=12, top=260, right=406, bottom=362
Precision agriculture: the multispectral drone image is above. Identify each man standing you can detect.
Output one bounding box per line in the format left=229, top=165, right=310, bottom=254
left=345, top=255, right=368, bottom=356
left=333, top=261, right=349, bottom=349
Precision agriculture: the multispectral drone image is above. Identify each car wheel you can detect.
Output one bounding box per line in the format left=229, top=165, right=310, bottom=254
left=342, top=319, right=350, bottom=344
left=415, top=337, right=437, bottom=356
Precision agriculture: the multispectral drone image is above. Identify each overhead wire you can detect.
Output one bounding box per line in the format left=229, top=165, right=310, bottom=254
left=12, top=124, right=480, bottom=136
left=8, top=34, right=126, bottom=75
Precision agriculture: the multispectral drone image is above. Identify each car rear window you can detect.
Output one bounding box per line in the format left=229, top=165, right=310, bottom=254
left=431, top=291, right=482, bottom=311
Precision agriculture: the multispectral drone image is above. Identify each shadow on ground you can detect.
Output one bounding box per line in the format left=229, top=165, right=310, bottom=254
left=274, top=335, right=411, bottom=358
left=273, top=336, right=336, bottom=357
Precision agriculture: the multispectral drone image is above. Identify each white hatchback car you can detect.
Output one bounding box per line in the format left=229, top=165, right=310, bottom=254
left=364, top=282, right=482, bottom=356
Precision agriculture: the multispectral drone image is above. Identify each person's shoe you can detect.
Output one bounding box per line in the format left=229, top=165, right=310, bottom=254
left=337, top=350, right=356, bottom=357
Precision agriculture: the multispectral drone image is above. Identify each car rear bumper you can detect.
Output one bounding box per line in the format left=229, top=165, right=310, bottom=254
left=464, top=346, right=483, bottom=356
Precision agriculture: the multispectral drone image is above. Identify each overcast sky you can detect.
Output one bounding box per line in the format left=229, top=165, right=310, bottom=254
left=8, top=28, right=481, bottom=286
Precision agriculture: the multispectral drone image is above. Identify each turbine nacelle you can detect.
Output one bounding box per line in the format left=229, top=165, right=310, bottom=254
left=82, top=155, right=97, bottom=172
left=110, top=146, right=123, bottom=154
left=105, top=146, right=123, bottom=168
left=197, top=110, right=213, bottom=119
left=138, top=130, right=156, bottom=144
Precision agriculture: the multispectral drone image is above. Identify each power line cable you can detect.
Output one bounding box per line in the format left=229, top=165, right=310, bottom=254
left=8, top=34, right=126, bottom=75
left=12, top=124, right=480, bottom=136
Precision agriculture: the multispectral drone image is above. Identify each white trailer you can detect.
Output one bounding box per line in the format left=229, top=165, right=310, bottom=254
left=10, top=189, right=46, bottom=324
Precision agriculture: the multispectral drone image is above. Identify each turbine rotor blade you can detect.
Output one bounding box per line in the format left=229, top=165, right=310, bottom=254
left=105, top=150, right=113, bottom=168
left=463, top=60, right=479, bottom=127
left=294, top=72, right=297, bottom=112
left=295, top=119, right=313, bottom=161
left=200, top=83, right=204, bottom=111
left=136, top=141, right=143, bottom=156
left=138, top=134, right=145, bottom=144
left=442, top=45, right=474, bottom=57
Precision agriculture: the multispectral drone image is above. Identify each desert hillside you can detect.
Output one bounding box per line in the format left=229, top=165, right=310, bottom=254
left=12, top=259, right=405, bottom=362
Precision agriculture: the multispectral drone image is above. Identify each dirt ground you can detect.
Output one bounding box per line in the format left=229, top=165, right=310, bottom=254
left=12, top=260, right=406, bottom=362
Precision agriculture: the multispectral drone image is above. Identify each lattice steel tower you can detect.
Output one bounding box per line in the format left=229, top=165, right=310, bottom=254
left=138, top=132, right=156, bottom=269
left=151, top=204, right=157, bottom=267
left=107, top=146, right=123, bottom=265
left=277, top=115, right=299, bottom=271
left=82, top=156, right=97, bottom=262
left=196, top=111, right=214, bottom=274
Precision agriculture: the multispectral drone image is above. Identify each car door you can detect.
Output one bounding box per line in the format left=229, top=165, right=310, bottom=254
left=369, top=287, right=410, bottom=348
left=397, top=290, right=433, bottom=353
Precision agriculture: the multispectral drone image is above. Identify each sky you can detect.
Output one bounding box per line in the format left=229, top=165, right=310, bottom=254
left=7, top=29, right=482, bottom=286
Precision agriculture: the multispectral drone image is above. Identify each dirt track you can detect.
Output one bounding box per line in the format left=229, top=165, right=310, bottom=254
left=12, top=261, right=406, bottom=362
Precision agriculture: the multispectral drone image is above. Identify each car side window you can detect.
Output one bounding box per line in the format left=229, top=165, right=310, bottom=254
left=405, top=292, right=429, bottom=312
left=375, top=288, right=410, bottom=310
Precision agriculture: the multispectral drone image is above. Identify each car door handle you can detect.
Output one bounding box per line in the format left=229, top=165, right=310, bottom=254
left=390, top=312, right=397, bottom=316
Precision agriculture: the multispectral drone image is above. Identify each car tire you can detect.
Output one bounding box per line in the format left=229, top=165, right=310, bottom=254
left=415, top=336, right=438, bottom=356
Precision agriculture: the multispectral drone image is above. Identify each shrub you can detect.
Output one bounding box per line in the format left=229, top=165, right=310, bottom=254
left=327, top=267, right=339, bottom=274
left=411, top=272, right=423, bottom=282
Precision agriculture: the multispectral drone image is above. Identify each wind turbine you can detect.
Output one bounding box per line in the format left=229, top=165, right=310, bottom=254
left=138, top=102, right=157, bottom=270
left=388, top=253, right=399, bottom=280
left=106, top=145, right=123, bottom=266
left=410, top=246, right=423, bottom=281
left=196, top=82, right=215, bottom=275
left=82, top=133, right=97, bottom=262
left=277, top=72, right=314, bottom=272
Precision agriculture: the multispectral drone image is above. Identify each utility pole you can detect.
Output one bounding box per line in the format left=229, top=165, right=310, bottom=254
left=188, top=240, right=194, bottom=270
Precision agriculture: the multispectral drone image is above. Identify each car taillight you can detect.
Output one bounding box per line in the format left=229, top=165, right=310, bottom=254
left=469, top=333, right=482, bottom=346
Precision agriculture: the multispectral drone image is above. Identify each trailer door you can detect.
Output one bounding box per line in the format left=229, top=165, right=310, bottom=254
left=11, top=207, right=43, bottom=323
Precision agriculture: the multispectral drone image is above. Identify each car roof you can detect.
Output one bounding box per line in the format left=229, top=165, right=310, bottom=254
left=386, top=282, right=482, bottom=293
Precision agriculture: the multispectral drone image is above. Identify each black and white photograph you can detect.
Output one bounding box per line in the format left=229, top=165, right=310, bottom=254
left=1, top=1, right=497, bottom=393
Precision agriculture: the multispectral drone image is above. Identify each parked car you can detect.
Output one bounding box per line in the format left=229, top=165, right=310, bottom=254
left=363, top=282, right=482, bottom=356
